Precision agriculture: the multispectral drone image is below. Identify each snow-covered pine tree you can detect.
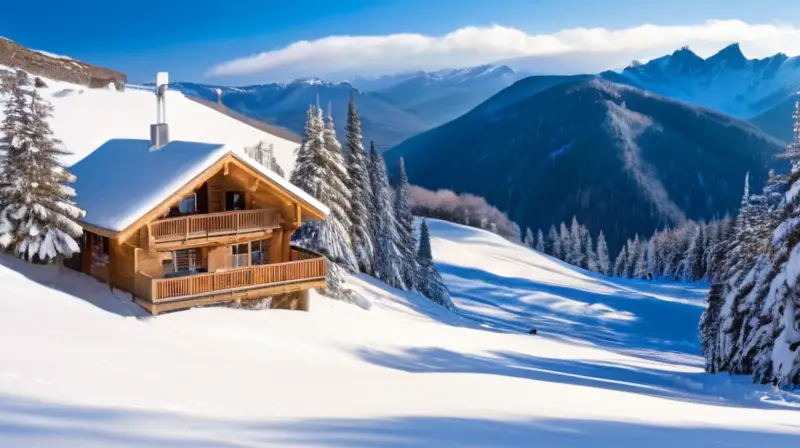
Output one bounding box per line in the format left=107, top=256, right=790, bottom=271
left=584, top=231, right=597, bottom=272
left=547, top=225, right=559, bottom=257
left=596, top=231, right=610, bottom=275
left=394, top=158, right=416, bottom=289
left=0, top=73, right=85, bottom=262
left=700, top=282, right=725, bottom=373
left=684, top=223, right=706, bottom=281
left=290, top=106, right=323, bottom=196
left=558, top=222, right=570, bottom=261
left=536, top=229, right=545, bottom=252
left=623, top=238, right=637, bottom=278
left=290, top=105, right=358, bottom=277
left=369, top=142, right=406, bottom=289
left=524, top=228, right=534, bottom=248
left=633, top=235, right=646, bottom=279
left=753, top=100, right=800, bottom=385
left=344, top=90, right=376, bottom=275
left=613, top=245, right=627, bottom=277
left=244, top=141, right=285, bottom=177
left=415, top=219, right=455, bottom=310
left=645, top=237, right=657, bottom=279
left=569, top=216, right=581, bottom=265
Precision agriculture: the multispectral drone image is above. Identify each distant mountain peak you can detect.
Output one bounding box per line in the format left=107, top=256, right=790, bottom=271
left=707, top=42, right=747, bottom=68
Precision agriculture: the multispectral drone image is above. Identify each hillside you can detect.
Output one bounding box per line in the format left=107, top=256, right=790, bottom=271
left=0, top=37, right=126, bottom=90
left=622, top=44, right=800, bottom=119
left=2, top=219, right=799, bottom=446
left=386, top=78, right=785, bottom=252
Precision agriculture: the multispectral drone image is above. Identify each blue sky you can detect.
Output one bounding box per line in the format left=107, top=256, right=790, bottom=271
left=1, top=0, right=797, bottom=84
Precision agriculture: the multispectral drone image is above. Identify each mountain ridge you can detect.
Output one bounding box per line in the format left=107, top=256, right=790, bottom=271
left=386, top=76, right=785, bottom=252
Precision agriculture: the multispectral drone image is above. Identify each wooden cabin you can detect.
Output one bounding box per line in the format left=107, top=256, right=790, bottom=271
left=64, top=138, right=328, bottom=315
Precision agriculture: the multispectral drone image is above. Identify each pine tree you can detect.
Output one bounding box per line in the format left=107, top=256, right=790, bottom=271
left=369, top=142, right=406, bottom=289
left=536, top=229, right=545, bottom=252
left=624, top=238, right=637, bottom=278
left=596, top=231, right=610, bottom=275
left=613, top=245, right=627, bottom=277
left=415, top=219, right=455, bottom=310
left=547, top=225, right=560, bottom=257
left=244, top=141, right=285, bottom=177
left=633, top=236, right=646, bottom=279
left=756, top=100, right=800, bottom=385
left=559, top=222, right=569, bottom=261
left=700, top=282, right=725, bottom=373
left=645, top=237, right=657, bottom=279
left=0, top=72, right=85, bottom=262
left=394, top=158, right=416, bottom=289
left=290, top=105, right=357, bottom=273
left=569, top=216, right=581, bottom=265
left=524, top=228, right=534, bottom=248
left=344, top=91, right=375, bottom=275
left=685, top=223, right=706, bottom=281
left=584, top=231, right=597, bottom=272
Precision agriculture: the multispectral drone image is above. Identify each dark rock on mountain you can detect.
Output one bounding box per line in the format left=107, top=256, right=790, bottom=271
left=386, top=77, right=785, bottom=253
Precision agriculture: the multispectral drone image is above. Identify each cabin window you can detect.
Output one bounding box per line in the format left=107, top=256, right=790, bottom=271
left=231, top=243, right=249, bottom=268
left=225, top=191, right=245, bottom=211
left=178, top=194, right=197, bottom=214
left=250, top=239, right=270, bottom=266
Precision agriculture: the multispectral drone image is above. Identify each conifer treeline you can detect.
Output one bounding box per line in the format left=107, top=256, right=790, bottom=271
left=290, top=91, right=453, bottom=309
left=525, top=215, right=731, bottom=282
left=699, top=102, right=800, bottom=386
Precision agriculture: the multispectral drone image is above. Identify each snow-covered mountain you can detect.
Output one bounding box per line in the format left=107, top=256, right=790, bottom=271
left=387, top=76, right=786, bottom=253
left=169, top=78, right=428, bottom=148
left=369, top=64, right=523, bottom=126
left=621, top=44, right=800, bottom=120
left=169, top=64, right=524, bottom=148
left=2, top=218, right=799, bottom=446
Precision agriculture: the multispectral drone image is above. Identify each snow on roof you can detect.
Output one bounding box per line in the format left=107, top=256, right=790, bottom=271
left=70, top=139, right=328, bottom=233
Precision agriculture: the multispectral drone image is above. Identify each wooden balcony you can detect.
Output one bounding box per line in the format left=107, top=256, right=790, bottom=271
left=144, top=208, right=281, bottom=250
left=133, top=248, right=327, bottom=314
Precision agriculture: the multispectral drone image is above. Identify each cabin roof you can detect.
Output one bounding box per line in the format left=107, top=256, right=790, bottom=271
left=70, top=139, right=329, bottom=234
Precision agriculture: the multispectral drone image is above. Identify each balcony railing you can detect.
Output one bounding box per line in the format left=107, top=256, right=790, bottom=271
left=147, top=208, right=281, bottom=245
left=135, top=249, right=327, bottom=303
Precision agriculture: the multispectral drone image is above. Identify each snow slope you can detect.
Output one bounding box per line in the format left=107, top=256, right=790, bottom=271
left=0, top=74, right=300, bottom=172
left=1, top=220, right=798, bottom=447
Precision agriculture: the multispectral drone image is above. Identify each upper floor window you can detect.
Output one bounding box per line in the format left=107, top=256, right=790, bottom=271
left=178, top=194, right=197, bottom=214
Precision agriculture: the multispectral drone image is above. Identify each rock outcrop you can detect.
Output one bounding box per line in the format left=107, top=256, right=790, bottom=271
left=0, top=37, right=126, bottom=90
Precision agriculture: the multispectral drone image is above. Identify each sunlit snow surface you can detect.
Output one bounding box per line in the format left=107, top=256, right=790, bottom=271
left=0, top=219, right=798, bottom=447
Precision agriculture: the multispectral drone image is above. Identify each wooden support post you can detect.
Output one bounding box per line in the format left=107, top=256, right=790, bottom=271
left=281, top=229, right=292, bottom=262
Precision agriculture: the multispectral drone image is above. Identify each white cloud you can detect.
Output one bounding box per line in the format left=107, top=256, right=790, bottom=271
left=207, top=20, right=800, bottom=79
